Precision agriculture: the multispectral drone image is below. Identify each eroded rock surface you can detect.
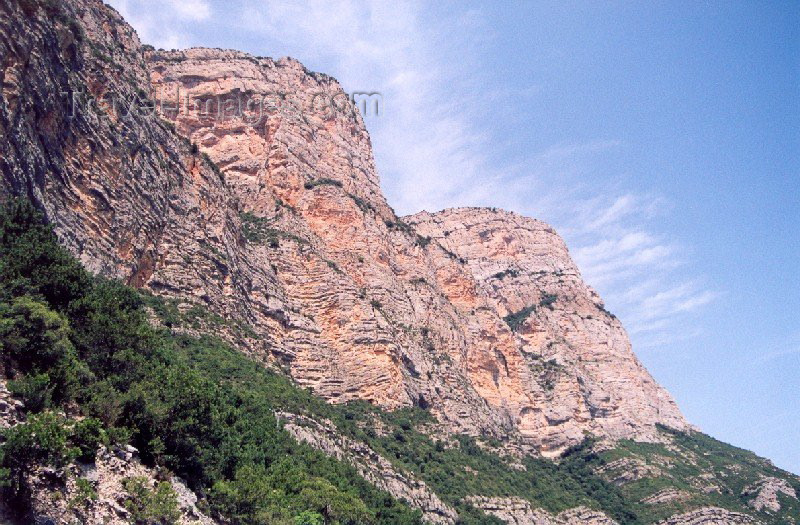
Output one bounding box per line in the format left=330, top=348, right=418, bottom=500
left=0, top=380, right=25, bottom=430
left=743, top=476, right=798, bottom=513
left=25, top=447, right=216, bottom=525
left=596, top=457, right=664, bottom=486
left=655, top=507, right=762, bottom=525
left=2, top=0, right=688, bottom=456
left=407, top=208, right=688, bottom=453
left=640, top=488, right=691, bottom=505
left=466, top=496, right=616, bottom=525
left=144, top=48, right=689, bottom=453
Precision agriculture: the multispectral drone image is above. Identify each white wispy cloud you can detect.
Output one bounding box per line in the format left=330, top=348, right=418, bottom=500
left=563, top=191, right=717, bottom=346
left=750, top=334, right=800, bottom=365
left=111, top=0, right=716, bottom=350
left=107, top=0, right=212, bottom=49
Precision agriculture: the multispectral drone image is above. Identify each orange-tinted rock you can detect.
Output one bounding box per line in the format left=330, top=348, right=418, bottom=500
left=1, top=0, right=688, bottom=454
left=146, top=49, right=689, bottom=452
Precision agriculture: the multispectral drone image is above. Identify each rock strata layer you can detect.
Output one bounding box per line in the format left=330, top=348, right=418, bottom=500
left=743, top=477, right=798, bottom=513
left=465, top=496, right=617, bottom=525
left=655, top=507, right=762, bottom=525
left=143, top=46, right=689, bottom=453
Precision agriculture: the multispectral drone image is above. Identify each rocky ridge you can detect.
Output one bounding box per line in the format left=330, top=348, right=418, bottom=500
left=466, top=496, right=617, bottom=525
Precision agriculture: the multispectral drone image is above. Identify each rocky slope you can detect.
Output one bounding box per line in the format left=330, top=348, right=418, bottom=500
left=277, top=411, right=458, bottom=524
left=25, top=445, right=218, bottom=525
left=466, top=496, right=617, bottom=525
left=2, top=1, right=799, bottom=525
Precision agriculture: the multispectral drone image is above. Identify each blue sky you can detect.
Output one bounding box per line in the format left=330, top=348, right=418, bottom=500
left=108, top=0, right=799, bottom=474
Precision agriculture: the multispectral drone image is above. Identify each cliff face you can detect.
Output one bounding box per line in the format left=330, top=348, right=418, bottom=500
left=0, top=0, right=282, bottom=355
left=407, top=208, right=687, bottom=452
left=0, top=0, right=689, bottom=454
left=144, top=48, right=688, bottom=453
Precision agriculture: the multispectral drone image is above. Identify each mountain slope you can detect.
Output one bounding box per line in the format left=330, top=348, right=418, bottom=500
left=0, top=1, right=798, bottom=524
left=3, top=201, right=797, bottom=525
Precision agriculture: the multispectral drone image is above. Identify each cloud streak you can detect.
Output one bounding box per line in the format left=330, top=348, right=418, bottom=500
left=108, top=0, right=212, bottom=49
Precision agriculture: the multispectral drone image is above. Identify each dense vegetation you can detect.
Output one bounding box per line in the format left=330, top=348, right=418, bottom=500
left=0, top=200, right=422, bottom=525
left=1, top=200, right=797, bottom=525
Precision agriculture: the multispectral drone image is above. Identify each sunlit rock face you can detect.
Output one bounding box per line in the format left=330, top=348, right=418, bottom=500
left=145, top=48, right=689, bottom=452
left=1, top=0, right=688, bottom=455
left=406, top=208, right=688, bottom=453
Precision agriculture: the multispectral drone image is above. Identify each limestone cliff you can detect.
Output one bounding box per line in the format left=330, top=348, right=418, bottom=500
left=144, top=48, right=689, bottom=454
left=0, top=0, right=687, bottom=456
left=0, top=0, right=688, bottom=455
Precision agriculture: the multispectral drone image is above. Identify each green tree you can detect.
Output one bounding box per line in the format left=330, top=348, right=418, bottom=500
left=0, top=412, right=75, bottom=497
left=122, top=477, right=181, bottom=525
left=295, top=510, right=325, bottom=525
left=7, top=372, right=54, bottom=412
left=71, top=417, right=108, bottom=462
left=299, top=478, right=372, bottom=524
left=0, top=296, right=87, bottom=404
left=0, top=199, right=90, bottom=309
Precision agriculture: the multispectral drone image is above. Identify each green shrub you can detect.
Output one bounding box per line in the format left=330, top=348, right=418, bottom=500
left=492, top=269, right=519, bottom=280
left=298, top=477, right=371, bottom=524
left=0, top=295, right=84, bottom=403
left=123, top=477, right=181, bottom=525
left=69, top=477, right=97, bottom=509
left=7, top=373, right=54, bottom=412
left=503, top=305, right=536, bottom=331
left=539, top=293, right=557, bottom=310
left=304, top=178, right=343, bottom=190
left=71, top=418, right=108, bottom=462
left=0, top=412, right=76, bottom=498
left=294, top=510, right=324, bottom=524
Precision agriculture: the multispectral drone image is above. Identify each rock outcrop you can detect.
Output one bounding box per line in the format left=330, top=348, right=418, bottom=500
left=1, top=378, right=214, bottom=525
left=465, top=496, right=616, bottom=525
left=407, top=208, right=688, bottom=453
left=743, top=477, right=798, bottom=513
left=24, top=446, right=216, bottom=525
left=596, top=457, right=664, bottom=485
left=0, top=380, right=25, bottom=430
left=655, top=507, right=762, bottom=525
left=640, top=488, right=691, bottom=505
